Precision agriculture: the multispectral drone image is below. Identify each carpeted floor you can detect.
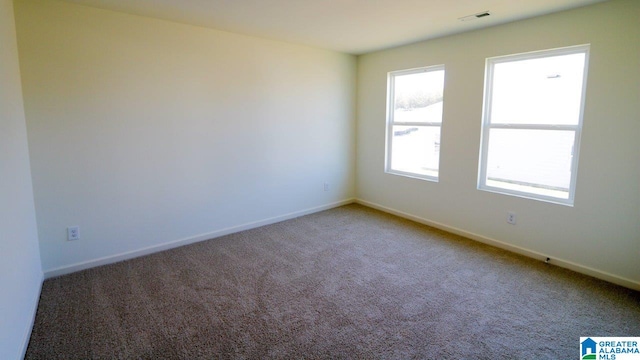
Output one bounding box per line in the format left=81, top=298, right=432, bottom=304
left=26, top=204, right=640, bottom=359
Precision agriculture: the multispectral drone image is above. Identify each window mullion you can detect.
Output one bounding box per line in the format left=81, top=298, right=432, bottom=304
left=392, top=122, right=441, bottom=127
left=489, top=123, right=578, bottom=131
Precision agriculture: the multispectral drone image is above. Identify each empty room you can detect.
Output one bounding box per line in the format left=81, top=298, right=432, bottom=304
left=1, top=0, right=639, bottom=358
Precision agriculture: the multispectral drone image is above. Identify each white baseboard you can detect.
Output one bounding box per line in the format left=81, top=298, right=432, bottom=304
left=19, top=271, right=44, bottom=360
left=356, top=198, right=640, bottom=291
left=42, top=197, right=639, bottom=290
left=44, top=198, right=356, bottom=279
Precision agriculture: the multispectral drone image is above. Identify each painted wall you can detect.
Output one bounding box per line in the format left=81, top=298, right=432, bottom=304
left=0, top=0, right=43, bottom=358
left=14, top=0, right=356, bottom=274
left=357, top=0, right=639, bottom=287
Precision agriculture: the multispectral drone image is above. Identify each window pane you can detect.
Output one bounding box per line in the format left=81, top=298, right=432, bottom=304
left=491, top=53, right=586, bottom=125
left=485, top=129, right=575, bottom=199
left=390, top=125, right=440, bottom=178
left=393, top=70, right=444, bottom=123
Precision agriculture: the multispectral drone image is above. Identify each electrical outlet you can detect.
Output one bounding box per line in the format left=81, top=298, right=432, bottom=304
left=507, top=212, right=517, bottom=225
left=323, top=182, right=329, bottom=192
left=67, top=226, right=80, bottom=241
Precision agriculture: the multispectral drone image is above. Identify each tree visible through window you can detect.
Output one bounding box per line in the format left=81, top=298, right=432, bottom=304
left=478, top=45, right=589, bottom=205
left=386, top=66, right=445, bottom=181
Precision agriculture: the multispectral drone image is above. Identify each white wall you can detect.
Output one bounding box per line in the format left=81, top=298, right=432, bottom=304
left=0, top=0, right=43, bottom=358
left=357, top=0, right=640, bottom=288
left=14, top=0, right=356, bottom=275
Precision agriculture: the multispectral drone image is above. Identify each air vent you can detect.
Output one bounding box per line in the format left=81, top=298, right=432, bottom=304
left=458, top=11, right=491, bottom=22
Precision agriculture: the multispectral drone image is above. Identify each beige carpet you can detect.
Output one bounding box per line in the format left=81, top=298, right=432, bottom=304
left=26, top=204, right=640, bottom=359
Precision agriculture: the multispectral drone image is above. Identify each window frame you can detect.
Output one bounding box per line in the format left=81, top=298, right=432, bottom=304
left=385, top=65, right=445, bottom=182
left=478, top=44, right=590, bottom=206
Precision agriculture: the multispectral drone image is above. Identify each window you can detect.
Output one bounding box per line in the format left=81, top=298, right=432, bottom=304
left=386, top=66, right=445, bottom=181
left=478, top=45, right=589, bottom=205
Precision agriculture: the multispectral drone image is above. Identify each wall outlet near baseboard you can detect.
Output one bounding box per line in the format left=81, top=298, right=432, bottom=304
left=323, top=182, right=329, bottom=192
left=506, top=212, right=516, bottom=225
left=67, top=226, right=80, bottom=241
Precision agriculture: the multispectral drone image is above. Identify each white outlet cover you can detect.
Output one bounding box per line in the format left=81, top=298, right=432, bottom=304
left=67, top=226, right=80, bottom=241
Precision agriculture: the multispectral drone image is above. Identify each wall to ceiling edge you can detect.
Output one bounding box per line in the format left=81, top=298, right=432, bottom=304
left=356, top=0, right=640, bottom=289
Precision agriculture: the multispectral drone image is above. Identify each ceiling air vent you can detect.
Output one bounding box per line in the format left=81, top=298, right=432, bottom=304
left=458, top=11, right=491, bottom=22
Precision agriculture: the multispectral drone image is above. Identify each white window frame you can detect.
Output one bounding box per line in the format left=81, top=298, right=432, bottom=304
left=385, top=65, right=445, bottom=182
left=478, top=45, right=590, bottom=206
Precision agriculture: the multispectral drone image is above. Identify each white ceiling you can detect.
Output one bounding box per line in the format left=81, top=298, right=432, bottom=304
left=60, top=0, right=607, bottom=54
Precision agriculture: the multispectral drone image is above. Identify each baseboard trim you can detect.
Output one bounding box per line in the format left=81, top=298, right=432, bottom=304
left=356, top=198, right=640, bottom=291
left=19, top=271, right=44, bottom=360
left=44, top=198, right=356, bottom=279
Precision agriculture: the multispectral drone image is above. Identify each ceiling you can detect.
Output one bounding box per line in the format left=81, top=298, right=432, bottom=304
left=60, top=0, right=607, bottom=54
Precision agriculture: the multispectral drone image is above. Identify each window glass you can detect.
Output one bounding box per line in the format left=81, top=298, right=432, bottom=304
left=478, top=46, right=589, bottom=205
left=386, top=66, right=445, bottom=181
left=485, top=129, right=575, bottom=199
left=491, top=53, right=586, bottom=126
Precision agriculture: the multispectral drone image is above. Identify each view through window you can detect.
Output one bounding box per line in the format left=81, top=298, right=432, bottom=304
left=478, top=45, right=589, bottom=205
left=386, top=66, right=445, bottom=181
